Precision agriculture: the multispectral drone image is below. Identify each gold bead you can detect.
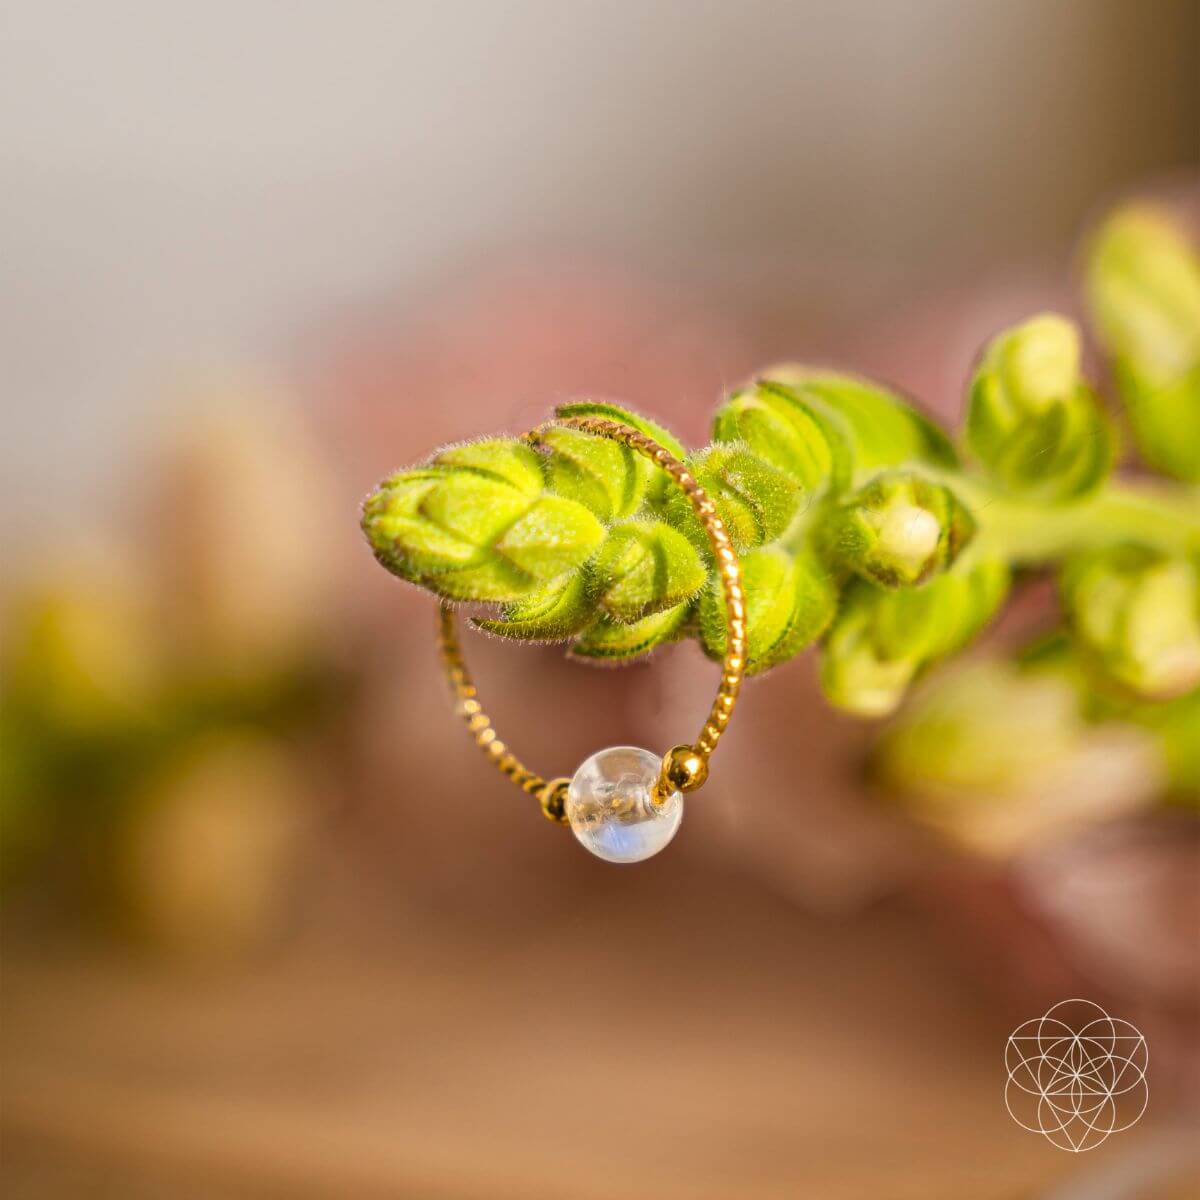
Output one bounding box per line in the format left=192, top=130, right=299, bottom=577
left=659, top=744, right=709, bottom=796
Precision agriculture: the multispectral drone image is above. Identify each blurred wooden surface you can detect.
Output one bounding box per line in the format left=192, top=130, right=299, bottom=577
left=2, top=855, right=1192, bottom=1199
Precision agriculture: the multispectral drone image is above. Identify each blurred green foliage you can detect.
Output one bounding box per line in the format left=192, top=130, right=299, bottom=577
left=1, top=399, right=346, bottom=954
left=1086, top=206, right=1200, bottom=482
left=0, top=576, right=340, bottom=900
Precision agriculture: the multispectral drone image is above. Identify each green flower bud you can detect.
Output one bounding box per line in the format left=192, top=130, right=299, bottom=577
left=874, top=556, right=1010, bottom=663
left=712, top=382, right=847, bottom=492
left=554, top=401, right=687, bottom=503
left=819, top=587, right=921, bottom=717
left=537, top=397, right=688, bottom=521
left=875, top=660, right=1080, bottom=797
left=1020, top=634, right=1200, bottom=802
left=1085, top=206, right=1200, bottom=482
left=1062, top=544, right=1200, bottom=698
left=570, top=604, right=690, bottom=663
left=1087, top=206, right=1200, bottom=387
left=555, top=400, right=686, bottom=457
left=820, top=558, right=1010, bottom=716
left=698, top=547, right=837, bottom=674
left=871, top=659, right=1163, bottom=855
left=760, top=367, right=958, bottom=474
left=965, top=314, right=1114, bottom=500
left=362, top=439, right=605, bottom=602
left=474, top=573, right=593, bottom=642
left=818, top=471, right=975, bottom=587
left=669, top=445, right=802, bottom=551
left=536, top=426, right=650, bottom=521
left=493, top=496, right=608, bottom=581
left=434, top=438, right=545, bottom=491
left=1113, top=365, right=1200, bottom=484
left=590, top=519, right=707, bottom=622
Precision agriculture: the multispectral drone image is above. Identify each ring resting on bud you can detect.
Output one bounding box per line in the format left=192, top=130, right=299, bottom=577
left=432, top=415, right=746, bottom=863
left=364, top=206, right=1200, bottom=853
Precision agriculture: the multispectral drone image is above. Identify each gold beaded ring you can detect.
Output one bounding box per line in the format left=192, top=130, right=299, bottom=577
left=436, top=415, right=747, bottom=863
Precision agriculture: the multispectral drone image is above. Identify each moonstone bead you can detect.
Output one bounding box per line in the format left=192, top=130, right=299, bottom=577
left=565, top=746, right=683, bottom=863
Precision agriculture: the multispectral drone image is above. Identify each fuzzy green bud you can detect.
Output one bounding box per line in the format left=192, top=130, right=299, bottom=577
left=536, top=426, right=650, bottom=521
left=818, top=471, right=975, bottom=587
left=362, top=439, right=606, bottom=601
left=1085, top=206, right=1200, bottom=482
left=1062, top=544, right=1200, bottom=698
left=819, top=587, right=921, bottom=717
left=698, top=547, right=837, bottom=674
left=474, top=573, right=593, bottom=642
left=819, top=558, right=1010, bottom=716
left=871, top=659, right=1163, bottom=854
left=760, top=367, right=958, bottom=475
left=570, top=604, right=690, bottom=663
left=712, top=382, right=847, bottom=492
left=590, top=520, right=707, bottom=622
left=875, top=661, right=1080, bottom=799
left=669, top=445, right=802, bottom=551
left=1020, top=634, right=1200, bottom=801
left=966, top=315, right=1113, bottom=501
left=554, top=401, right=687, bottom=503
left=1087, top=207, right=1200, bottom=387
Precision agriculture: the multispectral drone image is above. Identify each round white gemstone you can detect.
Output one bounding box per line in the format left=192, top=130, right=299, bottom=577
left=565, top=746, right=683, bottom=864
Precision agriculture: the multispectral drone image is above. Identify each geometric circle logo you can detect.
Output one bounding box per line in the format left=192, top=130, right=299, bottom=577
left=1005, top=998, right=1148, bottom=1152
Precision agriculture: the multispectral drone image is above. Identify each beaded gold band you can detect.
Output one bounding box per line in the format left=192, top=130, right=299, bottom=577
left=437, top=603, right=574, bottom=821
left=436, top=415, right=746, bottom=859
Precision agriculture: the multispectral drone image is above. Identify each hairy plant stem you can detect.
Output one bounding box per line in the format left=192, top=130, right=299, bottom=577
left=955, top=477, right=1199, bottom=564
left=777, top=469, right=1196, bottom=575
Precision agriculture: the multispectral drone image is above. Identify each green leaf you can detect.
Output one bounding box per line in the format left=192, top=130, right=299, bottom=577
left=819, top=558, right=1010, bottom=716
left=1086, top=206, right=1200, bottom=387
left=761, top=367, right=959, bottom=474
left=670, top=445, right=802, bottom=551
left=880, top=556, right=1009, bottom=663
left=819, top=589, right=922, bottom=718
left=554, top=401, right=686, bottom=459
left=474, top=573, right=593, bottom=642
left=433, top=439, right=545, bottom=494
left=412, top=558, right=540, bottom=603
left=1061, top=543, right=1200, bottom=699
left=1085, top=206, right=1200, bottom=481
left=363, top=470, right=529, bottom=587
left=870, top=658, right=1104, bottom=849
left=554, top=401, right=687, bottom=504
left=712, top=382, right=847, bottom=493
left=817, top=471, right=976, bottom=587
left=699, top=546, right=837, bottom=674
left=362, top=438, right=604, bottom=601
left=1017, top=633, right=1200, bottom=802
left=571, top=604, right=691, bottom=662
left=965, top=315, right=1114, bottom=500
left=536, top=426, right=649, bottom=520
left=1111, top=361, right=1200, bottom=483
left=590, top=520, right=707, bottom=622
left=493, top=496, right=606, bottom=582
left=417, top=471, right=533, bottom=548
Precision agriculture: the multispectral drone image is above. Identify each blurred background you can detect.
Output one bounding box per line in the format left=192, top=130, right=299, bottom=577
left=2, top=2, right=1198, bottom=1196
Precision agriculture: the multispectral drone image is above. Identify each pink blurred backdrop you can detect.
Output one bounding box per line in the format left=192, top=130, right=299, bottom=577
left=2, top=4, right=1198, bottom=1197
